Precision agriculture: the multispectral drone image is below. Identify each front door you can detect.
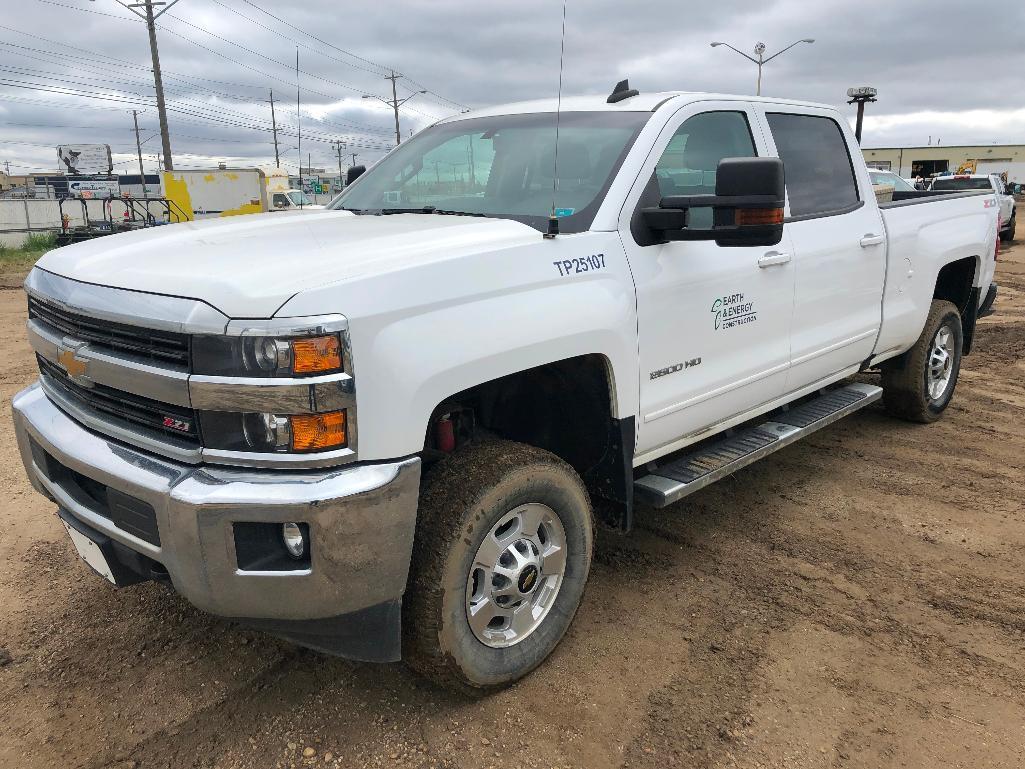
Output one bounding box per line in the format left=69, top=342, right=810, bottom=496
left=758, top=109, right=887, bottom=388
left=623, top=105, right=796, bottom=462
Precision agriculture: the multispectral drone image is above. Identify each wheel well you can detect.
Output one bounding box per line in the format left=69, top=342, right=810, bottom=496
left=424, top=354, right=634, bottom=528
left=933, top=255, right=980, bottom=354
left=933, top=257, right=976, bottom=315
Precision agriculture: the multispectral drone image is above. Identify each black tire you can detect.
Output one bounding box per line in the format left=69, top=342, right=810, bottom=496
left=881, top=299, right=963, bottom=423
left=1000, top=215, right=1015, bottom=243
left=403, top=439, right=593, bottom=694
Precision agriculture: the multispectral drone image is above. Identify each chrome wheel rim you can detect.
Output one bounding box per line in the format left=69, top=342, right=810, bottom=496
left=927, top=324, right=955, bottom=401
left=465, top=503, right=567, bottom=648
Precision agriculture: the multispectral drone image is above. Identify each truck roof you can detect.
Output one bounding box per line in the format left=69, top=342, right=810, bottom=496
left=445, top=91, right=838, bottom=121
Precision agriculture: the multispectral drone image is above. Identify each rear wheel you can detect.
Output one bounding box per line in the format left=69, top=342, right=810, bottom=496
left=881, top=299, right=963, bottom=423
left=403, top=439, right=593, bottom=693
left=1000, top=214, right=1015, bottom=243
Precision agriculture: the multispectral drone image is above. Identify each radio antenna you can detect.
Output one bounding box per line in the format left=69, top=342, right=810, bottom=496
left=544, top=0, right=568, bottom=239
left=296, top=46, right=303, bottom=207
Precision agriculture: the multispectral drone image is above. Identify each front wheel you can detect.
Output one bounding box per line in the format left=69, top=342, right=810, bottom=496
left=403, top=439, right=593, bottom=693
left=881, top=299, right=963, bottom=423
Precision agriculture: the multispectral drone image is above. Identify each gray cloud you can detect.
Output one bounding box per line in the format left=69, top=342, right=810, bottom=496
left=1, top=0, right=1022, bottom=175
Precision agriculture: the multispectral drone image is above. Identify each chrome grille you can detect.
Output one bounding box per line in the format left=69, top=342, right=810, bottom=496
left=28, top=295, right=190, bottom=367
left=38, top=355, right=200, bottom=446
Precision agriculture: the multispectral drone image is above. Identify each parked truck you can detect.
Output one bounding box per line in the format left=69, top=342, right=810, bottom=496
left=13, top=84, right=999, bottom=693
left=162, top=167, right=321, bottom=220
left=929, top=173, right=1016, bottom=242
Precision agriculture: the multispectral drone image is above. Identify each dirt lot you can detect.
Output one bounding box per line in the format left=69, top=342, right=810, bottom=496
left=1, top=235, right=1024, bottom=769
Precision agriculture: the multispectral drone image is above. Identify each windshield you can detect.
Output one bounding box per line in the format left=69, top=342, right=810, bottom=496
left=287, top=190, right=313, bottom=206
left=869, top=170, right=915, bottom=192
left=931, top=177, right=992, bottom=191
left=330, top=111, right=650, bottom=233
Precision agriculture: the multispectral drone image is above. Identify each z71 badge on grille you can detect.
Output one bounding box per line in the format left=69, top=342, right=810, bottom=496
left=162, top=416, right=192, bottom=433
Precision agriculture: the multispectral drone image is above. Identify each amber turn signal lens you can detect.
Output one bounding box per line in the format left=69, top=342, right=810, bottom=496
left=736, top=207, right=784, bottom=226
left=290, top=410, right=347, bottom=451
left=291, top=335, right=342, bottom=374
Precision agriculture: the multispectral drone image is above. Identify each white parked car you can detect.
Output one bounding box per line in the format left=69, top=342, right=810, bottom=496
left=931, top=173, right=1015, bottom=241
left=13, top=83, right=1000, bottom=692
left=869, top=169, right=917, bottom=193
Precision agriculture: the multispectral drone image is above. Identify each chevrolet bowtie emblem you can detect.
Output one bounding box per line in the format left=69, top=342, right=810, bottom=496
left=56, top=341, right=92, bottom=385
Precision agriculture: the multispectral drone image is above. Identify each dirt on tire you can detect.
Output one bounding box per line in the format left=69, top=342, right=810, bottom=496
left=2, top=234, right=1024, bottom=768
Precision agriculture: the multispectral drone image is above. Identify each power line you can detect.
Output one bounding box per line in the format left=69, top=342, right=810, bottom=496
left=235, top=0, right=466, bottom=110
left=158, top=12, right=376, bottom=99
left=0, top=85, right=395, bottom=151
left=0, top=39, right=395, bottom=136
left=208, top=0, right=384, bottom=77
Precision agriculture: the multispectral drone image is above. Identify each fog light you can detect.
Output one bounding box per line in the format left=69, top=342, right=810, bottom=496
left=281, top=522, right=305, bottom=559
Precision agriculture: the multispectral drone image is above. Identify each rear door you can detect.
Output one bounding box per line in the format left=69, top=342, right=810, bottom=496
left=758, top=108, right=887, bottom=389
left=622, top=103, right=795, bottom=461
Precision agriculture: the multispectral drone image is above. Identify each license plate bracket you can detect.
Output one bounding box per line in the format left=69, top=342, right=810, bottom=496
left=63, top=519, right=118, bottom=585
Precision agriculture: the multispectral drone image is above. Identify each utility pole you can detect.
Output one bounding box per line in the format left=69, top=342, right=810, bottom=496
left=116, top=0, right=181, bottom=171
left=268, top=89, right=280, bottom=167
left=387, top=71, right=400, bottom=147
left=131, top=109, right=148, bottom=197
left=331, top=140, right=345, bottom=190
left=3, top=160, right=10, bottom=176
left=363, top=71, right=426, bottom=146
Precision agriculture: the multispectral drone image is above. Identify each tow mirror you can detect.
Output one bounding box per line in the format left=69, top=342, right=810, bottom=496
left=640, top=157, right=785, bottom=247
left=346, top=165, right=366, bottom=185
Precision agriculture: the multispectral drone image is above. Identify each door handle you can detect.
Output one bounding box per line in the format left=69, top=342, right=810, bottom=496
left=860, top=233, right=885, bottom=247
left=757, top=251, right=791, bottom=268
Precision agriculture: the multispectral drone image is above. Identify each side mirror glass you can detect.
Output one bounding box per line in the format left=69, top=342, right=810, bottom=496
left=346, top=165, right=367, bottom=185
left=640, top=157, right=785, bottom=247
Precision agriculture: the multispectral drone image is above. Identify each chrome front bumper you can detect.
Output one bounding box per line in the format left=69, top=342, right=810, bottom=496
left=13, top=383, right=421, bottom=659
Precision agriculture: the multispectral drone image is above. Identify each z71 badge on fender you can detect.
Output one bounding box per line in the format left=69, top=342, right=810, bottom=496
left=554, top=253, right=605, bottom=277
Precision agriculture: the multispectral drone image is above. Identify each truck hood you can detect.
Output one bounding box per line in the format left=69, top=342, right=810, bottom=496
left=36, top=211, right=540, bottom=317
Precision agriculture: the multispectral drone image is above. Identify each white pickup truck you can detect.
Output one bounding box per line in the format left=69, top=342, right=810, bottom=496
left=13, top=83, right=999, bottom=693
left=930, top=173, right=1016, bottom=242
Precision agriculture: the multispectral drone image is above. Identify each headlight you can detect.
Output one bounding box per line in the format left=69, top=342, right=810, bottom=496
left=191, top=333, right=343, bottom=377
left=200, top=409, right=348, bottom=453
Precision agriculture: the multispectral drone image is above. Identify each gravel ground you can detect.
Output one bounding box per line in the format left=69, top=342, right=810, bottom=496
left=1, top=230, right=1023, bottom=769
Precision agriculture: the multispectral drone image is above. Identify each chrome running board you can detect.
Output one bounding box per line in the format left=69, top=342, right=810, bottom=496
left=634, top=383, right=882, bottom=508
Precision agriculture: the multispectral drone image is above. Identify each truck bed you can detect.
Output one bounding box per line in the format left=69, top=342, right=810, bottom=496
left=873, top=188, right=998, bottom=360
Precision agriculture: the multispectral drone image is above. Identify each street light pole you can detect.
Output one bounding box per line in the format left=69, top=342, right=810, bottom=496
left=363, top=72, right=427, bottom=146
left=113, top=0, right=182, bottom=171
left=710, top=38, right=815, bottom=96
left=847, top=87, right=878, bottom=144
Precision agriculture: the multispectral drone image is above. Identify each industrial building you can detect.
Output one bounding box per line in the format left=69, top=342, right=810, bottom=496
left=862, top=144, right=1025, bottom=182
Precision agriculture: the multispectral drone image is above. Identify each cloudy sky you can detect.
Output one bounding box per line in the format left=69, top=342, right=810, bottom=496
left=1, top=0, right=1022, bottom=177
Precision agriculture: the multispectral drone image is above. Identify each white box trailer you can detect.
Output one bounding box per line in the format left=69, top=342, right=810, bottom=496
left=162, top=167, right=318, bottom=220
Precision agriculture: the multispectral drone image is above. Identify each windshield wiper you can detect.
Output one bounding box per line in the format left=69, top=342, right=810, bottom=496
left=372, top=206, right=488, bottom=218
left=433, top=209, right=488, bottom=218
left=376, top=206, right=438, bottom=215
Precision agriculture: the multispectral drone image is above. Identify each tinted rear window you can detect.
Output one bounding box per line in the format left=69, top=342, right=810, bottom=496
left=931, top=177, right=992, bottom=191
left=766, top=113, right=860, bottom=217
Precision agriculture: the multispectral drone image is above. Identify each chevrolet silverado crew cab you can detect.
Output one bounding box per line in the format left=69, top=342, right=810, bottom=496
left=13, top=82, right=999, bottom=693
